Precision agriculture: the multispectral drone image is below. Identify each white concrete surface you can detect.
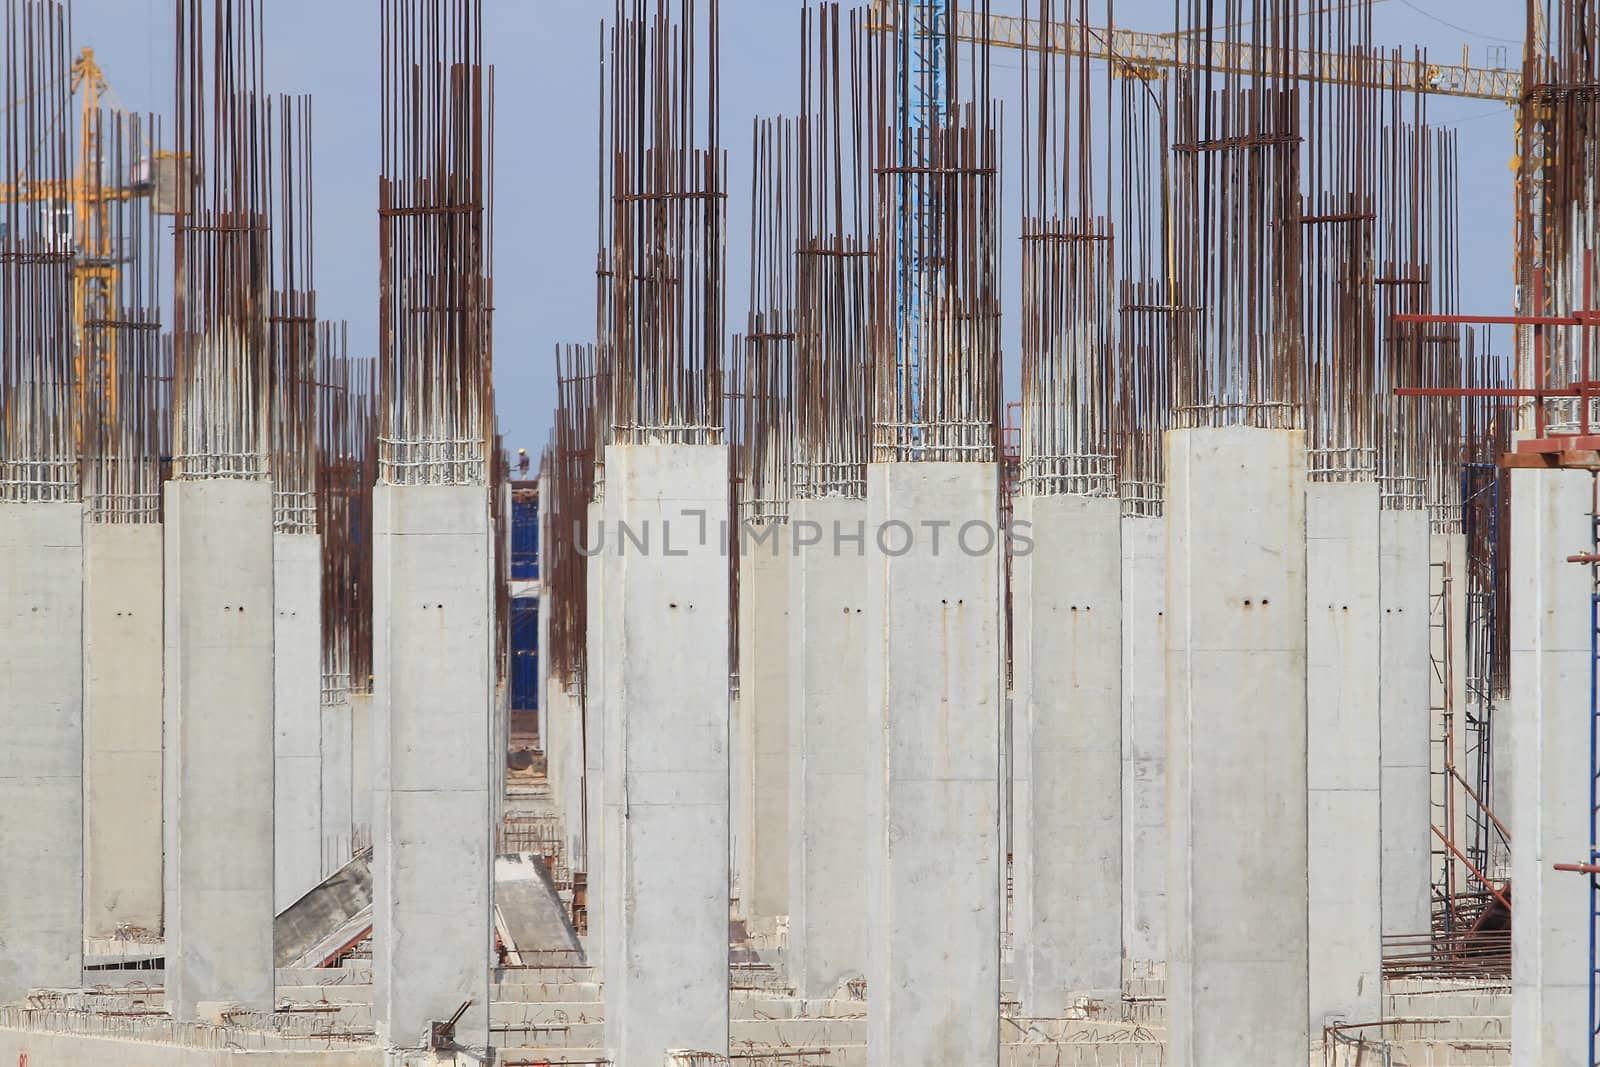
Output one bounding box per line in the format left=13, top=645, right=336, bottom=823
left=0, top=1029, right=377, bottom=1067
left=1428, top=530, right=1471, bottom=904
left=0, top=501, right=84, bottom=1002
left=321, top=695, right=353, bottom=877
left=83, top=521, right=163, bottom=938
left=738, top=524, right=790, bottom=920
left=1509, top=463, right=1589, bottom=1067
left=164, top=479, right=275, bottom=1018
left=1165, top=426, right=1308, bottom=1065
left=865, top=461, right=1003, bottom=1067
left=1379, top=507, right=1432, bottom=939
left=601, top=443, right=731, bottom=1066
left=787, top=495, right=870, bottom=999
left=372, top=484, right=494, bottom=1051
left=275, top=532, right=324, bottom=913
left=1305, top=480, right=1382, bottom=1030
left=1012, top=493, right=1122, bottom=1014
left=1119, top=513, right=1166, bottom=976
left=350, top=691, right=374, bottom=853
left=583, top=498, right=606, bottom=972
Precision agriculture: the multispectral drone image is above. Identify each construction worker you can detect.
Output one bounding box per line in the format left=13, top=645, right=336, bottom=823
left=516, top=447, right=530, bottom=476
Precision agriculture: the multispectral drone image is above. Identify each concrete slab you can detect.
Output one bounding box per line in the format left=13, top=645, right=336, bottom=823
left=322, top=696, right=354, bottom=875
left=1379, top=507, right=1431, bottom=939
left=164, top=479, right=275, bottom=1018
left=583, top=499, right=606, bottom=976
left=736, top=527, right=790, bottom=920
left=1305, top=480, right=1382, bottom=1029
left=83, top=521, right=163, bottom=938
left=1165, top=427, right=1309, bottom=1065
left=1012, top=493, right=1122, bottom=1014
left=786, top=496, right=870, bottom=999
left=1119, top=513, right=1166, bottom=976
left=865, top=461, right=1003, bottom=1066
left=276, top=532, right=325, bottom=912
left=0, top=508, right=84, bottom=1003
left=1509, top=463, right=1589, bottom=1067
left=372, top=484, right=495, bottom=1051
left=602, top=443, right=732, bottom=1065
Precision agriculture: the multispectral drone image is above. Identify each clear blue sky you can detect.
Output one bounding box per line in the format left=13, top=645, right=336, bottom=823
left=68, top=0, right=1524, bottom=455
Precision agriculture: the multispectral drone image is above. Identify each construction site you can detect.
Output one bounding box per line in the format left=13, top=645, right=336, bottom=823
left=0, top=0, right=1594, bottom=1063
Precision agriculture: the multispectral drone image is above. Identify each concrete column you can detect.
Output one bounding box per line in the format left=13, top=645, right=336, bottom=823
left=1306, top=480, right=1382, bottom=1030
left=320, top=693, right=353, bottom=875
left=372, top=484, right=493, bottom=1051
left=601, top=443, right=731, bottom=1066
left=83, top=522, right=163, bottom=938
left=350, top=690, right=374, bottom=853
left=1012, top=493, right=1121, bottom=1015
left=732, top=560, right=754, bottom=915
left=164, top=479, right=274, bottom=1018
left=274, top=532, right=323, bottom=911
left=738, top=523, right=790, bottom=920
left=786, top=495, right=869, bottom=998
left=1379, top=507, right=1431, bottom=938
left=1448, top=531, right=1469, bottom=884
left=865, top=461, right=1003, bottom=1066
left=1119, top=512, right=1166, bottom=977
left=0, top=501, right=84, bottom=1003
left=583, top=498, right=606, bottom=970
left=1166, top=426, right=1308, bottom=1065
left=1510, top=464, right=1589, bottom=1067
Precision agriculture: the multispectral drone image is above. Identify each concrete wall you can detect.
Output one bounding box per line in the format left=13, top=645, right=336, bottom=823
left=602, top=443, right=731, bottom=1066
left=1510, top=464, right=1589, bottom=1067
left=1119, top=513, right=1166, bottom=976
left=275, top=532, right=324, bottom=913
left=787, top=495, right=870, bottom=998
left=1305, top=480, right=1382, bottom=1030
left=1379, top=508, right=1431, bottom=938
left=83, top=521, right=163, bottom=938
left=1165, top=426, right=1308, bottom=1065
left=0, top=501, right=84, bottom=1002
left=865, top=461, right=1003, bottom=1066
left=164, top=479, right=275, bottom=1018
left=1012, top=493, right=1122, bottom=1014
left=738, top=524, right=790, bottom=920
left=371, top=483, right=494, bottom=1051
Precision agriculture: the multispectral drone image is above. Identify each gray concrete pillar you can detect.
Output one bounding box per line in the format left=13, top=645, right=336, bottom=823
left=274, top=531, right=324, bottom=911
left=583, top=497, right=607, bottom=971
left=1166, top=426, right=1308, bottom=1065
left=83, top=521, right=163, bottom=938
left=602, top=443, right=731, bottom=1066
left=164, top=479, right=274, bottom=1018
left=1379, top=507, right=1431, bottom=938
left=350, top=690, right=374, bottom=853
left=319, top=692, right=353, bottom=876
left=0, top=501, right=84, bottom=1002
left=1510, top=463, right=1589, bottom=1067
left=865, top=461, right=1002, bottom=1066
left=1306, top=479, right=1382, bottom=1031
left=1013, top=493, right=1122, bottom=1015
left=372, top=483, right=494, bottom=1051
left=786, top=495, right=870, bottom=999
left=738, top=524, right=790, bottom=920
left=1119, top=512, right=1166, bottom=977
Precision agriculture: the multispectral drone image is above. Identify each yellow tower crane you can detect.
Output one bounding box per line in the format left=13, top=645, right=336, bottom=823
left=868, top=0, right=1521, bottom=103
left=0, top=47, right=181, bottom=422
